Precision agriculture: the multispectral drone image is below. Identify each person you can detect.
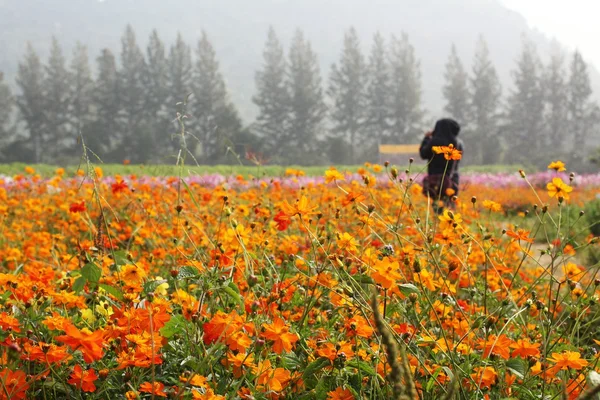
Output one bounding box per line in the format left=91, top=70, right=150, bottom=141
left=419, top=118, right=463, bottom=212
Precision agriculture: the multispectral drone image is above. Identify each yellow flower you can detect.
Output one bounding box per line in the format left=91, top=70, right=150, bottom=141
left=95, top=301, right=114, bottom=318
left=80, top=308, right=96, bottom=323
left=547, top=160, right=566, bottom=172
left=324, top=168, right=345, bottom=183
left=547, top=177, right=573, bottom=200
left=153, top=277, right=169, bottom=296
left=432, top=144, right=462, bottom=160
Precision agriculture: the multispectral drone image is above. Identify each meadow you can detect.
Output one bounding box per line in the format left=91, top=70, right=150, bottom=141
left=0, top=157, right=600, bottom=399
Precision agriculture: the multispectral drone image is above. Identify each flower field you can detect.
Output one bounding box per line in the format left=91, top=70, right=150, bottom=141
left=1, top=162, right=600, bottom=399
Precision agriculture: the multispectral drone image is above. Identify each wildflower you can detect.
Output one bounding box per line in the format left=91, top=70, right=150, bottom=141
left=139, top=381, right=168, bottom=397
left=547, top=177, right=573, bottom=200
left=510, top=339, right=541, bottom=358
left=547, top=351, right=588, bottom=375
left=336, top=232, right=358, bottom=253
left=225, top=352, right=255, bottom=378
left=69, top=201, right=86, bottom=213
left=482, top=200, right=502, bottom=212
left=325, top=168, right=346, bottom=183
left=24, top=166, right=35, bottom=175
left=55, top=323, right=105, bottom=363
left=273, top=211, right=292, bottom=231
left=477, top=334, right=512, bottom=360
left=548, top=161, right=566, bottom=172
left=255, top=359, right=291, bottom=392
left=370, top=257, right=402, bottom=289
left=261, top=317, right=299, bottom=354
left=120, top=264, right=147, bottom=283
left=432, top=144, right=462, bottom=160
left=505, top=228, right=534, bottom=243
left=327, top=387, right=355, bottom=400
left=280, top=195, right=318, bottom=217
left=470, top=366, right=497, bottom=390
left=68, top=365, right=98, bottom=393
left=111, top=180, right=129, bottom=194
left=0, top=369, right=29, bottom=400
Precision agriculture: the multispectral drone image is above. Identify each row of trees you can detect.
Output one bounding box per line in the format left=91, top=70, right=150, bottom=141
left=0, top=25, right=597, bottom=167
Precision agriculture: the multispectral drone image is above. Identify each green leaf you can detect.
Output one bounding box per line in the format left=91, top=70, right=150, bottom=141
left=72, top=276, right=87, bottom=293
left=506, top=358, right=525, bottom=379
left=112, top=250, right=131, bottom=267
left=144, top=279, right=168, bottom=294
left=99, top=283, right=123, bottom=301
left=346, top=360, right=377, bottom=377
left=302, top=357, right=331, bottom=383
left=399, top=283, right=420, bottom=296
left=222, top=282, right=244, bottom=311
left=177, top=266, right=200, bottom=280
left=160, top=314, right=188, bottom=339
left=81, top=262, right=102, bottom=284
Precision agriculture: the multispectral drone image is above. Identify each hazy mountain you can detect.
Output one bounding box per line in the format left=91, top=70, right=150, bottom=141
left=1, top=0, right=598, bottom=123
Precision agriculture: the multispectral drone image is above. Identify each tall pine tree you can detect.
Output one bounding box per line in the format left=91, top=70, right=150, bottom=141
left=388, top=33, right=423, bottom=143
left=364, top=32, right=391, bottom=149
left=193, top=31, right=242, bottom=163
left=469, top=37, right=502, bottom=164
left=286, top=29, right=327, bottom=164
left=144, top=30, right=168, bottom=121
left=327, top=27, right=367, bottom=164
left=0, top=72, right=14, bottom=161
left=118, top=25, right=148, bottom=162
left=505, top=37, right=545, bottom=166
left=443, top=44, right=469, bottom=125
left=16, top=43, right=46, bottom=163
left=91, top=49, right=120, bottom=157
left=542, top=43, right=568, bottom=156
left=44, top=37, right=72, bottom=160
left=162, top=32, right=193, bottom=157
left=567, top=50, right=599, bottom=168
left=253, top=27, right=289, bottom=159
left=69, top=42, right=94, bottom=148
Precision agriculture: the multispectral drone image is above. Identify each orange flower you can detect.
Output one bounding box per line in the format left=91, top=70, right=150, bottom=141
left=336, top=232, right=358, bottom=253
left=280, top=195, right=318, bottom=218
left=0, top=369, right=29, bottom=400
left=261, top=317, right=299, bottom=354
left=477, top=334, right=512, bottom=360
left=548, top=161, right=566, bottom=172
left=255, top=359, right=291, bottom=392
left=69, top=201, right=86, bottom=213
left=55, top=323, right=105, bottom=363
left=273, top=211, right=292, bottom=231
left=547, top=177, right=572, bottom=200
left=510, top=339, right=541, bottom=359
left=505, top=228, right=534, bottom=243
left=432, top=144, right=462, bottom=160
left=327, top=387, right=355, bottom=400
left=68, top=365, right=98, bottom=393
left=139, top=381, right=168, bottom=397
left=470, top=366, right=497, bottom=390
left=370, top=257, right=402, bottom=290
left=547, top=351, right=588, bottom=375
left=111, top=180, right=129, bottom=194
left=345, top=315, right=373, bottom=338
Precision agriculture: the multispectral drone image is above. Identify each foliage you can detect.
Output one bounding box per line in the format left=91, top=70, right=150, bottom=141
left=0, top=156, right=599, bottom=399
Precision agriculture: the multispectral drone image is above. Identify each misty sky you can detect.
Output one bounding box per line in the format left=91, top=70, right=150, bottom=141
left=502, top=0, right=600, bottom=66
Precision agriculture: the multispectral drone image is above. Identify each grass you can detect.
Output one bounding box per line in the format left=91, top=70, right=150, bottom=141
left=0, top=162, right=530, bottom=178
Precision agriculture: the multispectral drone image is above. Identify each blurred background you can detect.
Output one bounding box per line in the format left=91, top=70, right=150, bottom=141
left=0, top=0, right=598, bottom=170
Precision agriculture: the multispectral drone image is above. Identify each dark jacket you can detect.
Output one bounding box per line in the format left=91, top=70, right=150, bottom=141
left=419, top=118, right=463, bottom=184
